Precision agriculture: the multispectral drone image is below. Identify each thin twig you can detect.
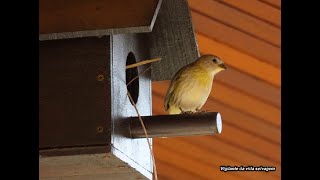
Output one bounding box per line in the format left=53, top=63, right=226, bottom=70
left=126, top=58, right=161, bottom=69
left=126, top=62, right=158, bottom=179
left=127, top=92, right=158, bottom=180
left=127, top=66, right=151, bottom=87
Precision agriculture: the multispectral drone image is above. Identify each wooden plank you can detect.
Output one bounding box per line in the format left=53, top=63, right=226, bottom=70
left=39, top=37, right=111, bottom=149
left=158, top=136, right=279, bottom=168
left=218, top=123, right=280, bottom=163
left=152, top=81, right=280, bottom=127
left=40, top=153, right=147, bottom=179
left=196, top=33, right=281, bottom=87
left=191, top=12, right=281, bottom=67
left=189, top=0, right=280, bottom=46
left=215, top=67, right=280, bottom=107
left=154, top=143, right=245, bottom=180
left=155, top=138, right=280, bottom=179
left=156, top=160, right=208, bottom=180
left=152, top=96, right=280, bottom=164
left=152, top=83, right=280, bottom=144
left=39, top=0, right=161, bottom=40
left=202, top=99, right=280, bottom=144
left=210, top=82, right=281, bottom=127
left=111, top=33, right=153, bottom=179
left=216, top=0, right=281, bottom=27
left=148, top=0, right=199, bottom=81
left=152, top=110, right=280, bottom=163
left=156, top=160, right=272, bottom=180
left=259, top=0, right=281, bottom=9
left=39, top=146, right=110, bottom=157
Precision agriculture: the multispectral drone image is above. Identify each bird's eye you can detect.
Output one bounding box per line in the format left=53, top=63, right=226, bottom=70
left=212, top=59, right=217, bottom=63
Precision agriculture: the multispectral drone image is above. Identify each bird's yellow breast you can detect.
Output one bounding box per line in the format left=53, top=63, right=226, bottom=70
left=169, top=67, right=213, bottom=112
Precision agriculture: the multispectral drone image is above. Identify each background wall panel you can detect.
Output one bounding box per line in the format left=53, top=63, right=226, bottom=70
left=152, top=0, right=281, bottom=179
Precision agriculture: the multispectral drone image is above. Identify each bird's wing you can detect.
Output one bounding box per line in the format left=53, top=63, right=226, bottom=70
left=164, top=64, right=191, bottom=111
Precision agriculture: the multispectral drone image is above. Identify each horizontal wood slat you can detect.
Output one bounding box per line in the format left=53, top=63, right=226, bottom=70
left=156, top=160, right=212, bottom=180
left=40, top=0, right=159, bottom=34
left=176, top=136, right=277, bottom=168
left=152, top=109, right=280, bottom=164
left=210, top=82, right=280, bottom=127
left=191, top=12, right=281, bottom=67
left=153, top=0, right=281, bottom=179
left=196, top=33, right=281, bottom=87
left=215, top=0, right=281, bottom=27
left=155, top=142, right=246, bottom=180
left=259, top=0, right=281, bottom=9
left=152, top=82, right=280, bottom=144
left=202, top=98, right=280, bottom=144
left=152, top=81, right=280, bottom=127
left=155, top=136, right=280, bottom=179
left=189, top=0, right=280, bottom=46
left=214, top=67, right=280, bottom=107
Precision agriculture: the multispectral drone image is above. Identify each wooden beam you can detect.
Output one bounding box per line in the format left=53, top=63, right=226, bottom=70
left=39, top=0, right=162, bottom=40
left=40, top=153, right=147, bottom=179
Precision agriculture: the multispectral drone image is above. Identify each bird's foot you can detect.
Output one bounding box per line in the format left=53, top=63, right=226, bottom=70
left=181, top=111, right=195, bottom=114
left=179, top=107, right=196, bottom=114
left=195, top=109, right=208, bottom=114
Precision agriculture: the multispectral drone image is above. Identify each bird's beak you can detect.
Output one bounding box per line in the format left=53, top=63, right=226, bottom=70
left=218, top=63, right=227, bottom=70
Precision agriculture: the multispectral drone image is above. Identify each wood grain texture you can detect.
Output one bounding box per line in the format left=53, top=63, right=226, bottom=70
left=39, top=0, right=161, bottom=40
left=259, top=0, right=281, bottom=9
left=152, top=0, right=281, bottom=179
left=215, top=67, right=280, bottom=107
left=216, top=0, right=281, bottom=27
left=196, top=33, right=281, bottom=87
left=153, top=81, right=280, bottom=127
left=40, top=153, right=147, bottom=180
left=209, top=82, right=280, bottom=127
left=148, top=0, right=199, bottom=81
left=152, top=94, right=280, bottom=146
left=155, top=137, right=280, bottom=180
left=189, top=0, right=280, bottom=47
left=191, top=11, right=281, bottom=67
left=152, top=80, right=280, bottom=179
left=39, top=37, right=111, bottom=149
left=111, top=33, right=153, bottom=179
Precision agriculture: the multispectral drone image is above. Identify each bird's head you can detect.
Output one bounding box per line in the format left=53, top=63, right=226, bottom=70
left=194, top=54, right=227, bottom=75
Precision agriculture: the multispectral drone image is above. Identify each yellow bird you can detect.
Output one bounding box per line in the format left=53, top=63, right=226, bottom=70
left=164, top=54, right=227, bottom=114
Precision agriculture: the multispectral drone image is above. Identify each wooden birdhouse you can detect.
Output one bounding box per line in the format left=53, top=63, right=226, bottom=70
left=39, top=0, right=222, bottom=179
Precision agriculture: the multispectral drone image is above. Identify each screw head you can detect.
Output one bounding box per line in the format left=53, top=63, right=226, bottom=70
left=96, top=126, right=104, bottom=133
left=97, top=74, right=104, bottom=81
